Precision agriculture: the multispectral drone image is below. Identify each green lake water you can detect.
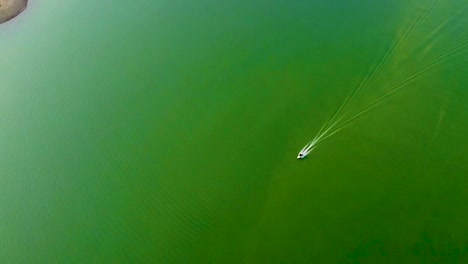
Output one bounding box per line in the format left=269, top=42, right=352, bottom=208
left=1, top=0, right=467, bottom=263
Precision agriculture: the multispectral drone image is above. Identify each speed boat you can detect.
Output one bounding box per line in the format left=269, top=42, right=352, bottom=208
left=297, top=142, right=315, bottom=159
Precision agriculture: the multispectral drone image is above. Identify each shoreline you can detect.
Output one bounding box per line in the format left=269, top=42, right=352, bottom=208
left=0, top=0, right=28, bottom=24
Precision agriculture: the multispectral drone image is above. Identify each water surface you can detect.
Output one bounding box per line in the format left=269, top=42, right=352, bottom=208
left=0, top=0, right=467, bottom=262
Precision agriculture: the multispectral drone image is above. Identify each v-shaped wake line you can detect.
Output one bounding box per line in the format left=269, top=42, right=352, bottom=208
left=297, top=7, right=468, bottom=159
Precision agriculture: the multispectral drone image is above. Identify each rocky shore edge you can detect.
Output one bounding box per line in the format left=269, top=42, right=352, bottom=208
left=0, top=0, right=28, bottom=24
